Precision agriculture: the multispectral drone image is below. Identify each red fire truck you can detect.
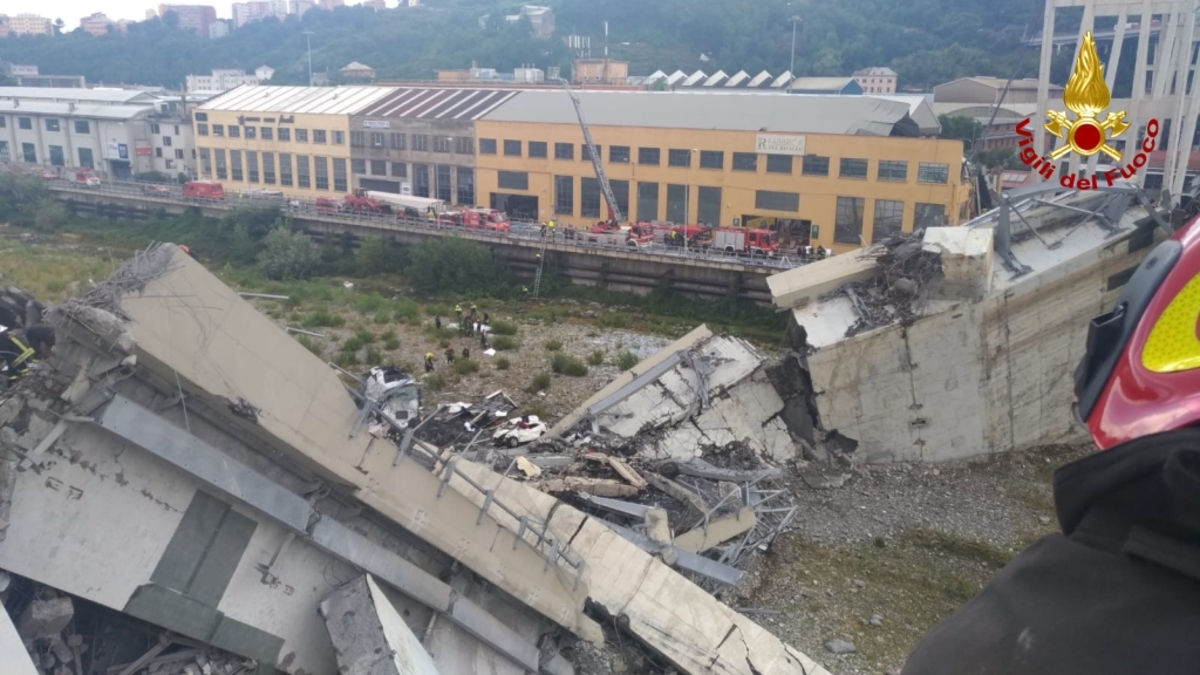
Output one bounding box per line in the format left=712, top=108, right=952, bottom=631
left=182, top=181, right=225, bottom=201
left=711, top=228, right=781, bottom=257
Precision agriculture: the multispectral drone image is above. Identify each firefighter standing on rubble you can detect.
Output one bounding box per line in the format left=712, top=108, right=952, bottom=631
left=904, top=215, right=1200, bottom=674
left=0, top=325, right=55, bottom=386
left=424, top=352, right=435, bottom=373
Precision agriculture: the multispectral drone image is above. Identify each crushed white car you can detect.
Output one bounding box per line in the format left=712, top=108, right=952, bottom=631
left=492, top=415, right=548, bottom=448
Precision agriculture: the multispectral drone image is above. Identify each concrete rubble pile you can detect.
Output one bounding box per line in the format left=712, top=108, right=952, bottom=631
left=0, top=243, right=830, bottom=675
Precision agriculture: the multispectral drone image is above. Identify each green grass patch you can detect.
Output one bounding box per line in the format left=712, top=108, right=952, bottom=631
left=373, top=311, right=391, bottom=325
left=294, top=334, right=324, bottom=358
left=489, top=320, right=519, bottom=336
left=393, top=297, right=421, bottom=323
left=302, top=309, right=345, bottom=328
left=451, top=358, right=481, bottom=376
left=550, top=353, right=588, bottom=377
left=364, top=346, right=382, bottom=364
left=528, top=372, right=551, bottom=393
left=494, top=357, right=511, bottom=370
left=587, top=350, right=605, bottom=366
left=544, top=339, right=563, bottom=352
left=524, top=402, right=549, bottom=418
left=492, top=336, right=520, bottom=351
left=424, top=372, right=447, bottom=391
left=616, top=351, right=639, bottom=370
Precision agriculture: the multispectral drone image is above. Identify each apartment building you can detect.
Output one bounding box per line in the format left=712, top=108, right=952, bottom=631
left=349, top=87, right=517, bottom=203
left=853, top=67, right=897, bottom=94
left=157, top=4, right=218, bottom=36
left=473, top=91, right=970, bottom=250
left=193, top=86, right=395, bottom=198
left=185, top=67, right=272, bottom=93
left=80, top=13, right=117, bottom=36
left=231, top=0, right=285, bottom=28
left=6, top=14, right=54, bottom=36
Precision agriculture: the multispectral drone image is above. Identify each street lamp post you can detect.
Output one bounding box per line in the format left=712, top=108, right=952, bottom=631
left=789, top=15, right=802, bottom=75
left=304, top=30, right=314, bottom=85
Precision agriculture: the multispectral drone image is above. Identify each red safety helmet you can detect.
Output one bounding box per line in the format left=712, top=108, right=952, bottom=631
left=1074, top=213, right=1200, bottom=449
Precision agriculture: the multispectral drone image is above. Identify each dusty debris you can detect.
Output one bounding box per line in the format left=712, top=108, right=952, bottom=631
left=581, top=453, right=647, bottom=489
left=516, top=456, right=543, bottom=478
left=534, top=477, right=640, bottom=498
left=823, top=232, right=944, bottom=337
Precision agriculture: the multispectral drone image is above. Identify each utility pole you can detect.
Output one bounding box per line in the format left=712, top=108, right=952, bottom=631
left=789, top=15, right=802, bottom=75
left=303, top=30, right=314, bottom=86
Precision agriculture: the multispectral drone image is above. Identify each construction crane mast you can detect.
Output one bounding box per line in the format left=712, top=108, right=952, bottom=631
left=556, top=78, right=622, bottom=223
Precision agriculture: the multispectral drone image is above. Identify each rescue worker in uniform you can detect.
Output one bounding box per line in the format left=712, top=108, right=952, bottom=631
left=480, top=330, right=489, bottom=350
left=904, top=216, right=1200, bottom=674
left=424, top=352, right=435, bottom=373
left=435, top=315, right=441, bottom=330
left=461, top=347, right=470, bottom=360
left=548, top=219, right=556, bottom=241
left=454, top=304, right=462, bottom=321
left=444, top=347, right=455, bottom=364
left=1, top=325, right=55, bottom=385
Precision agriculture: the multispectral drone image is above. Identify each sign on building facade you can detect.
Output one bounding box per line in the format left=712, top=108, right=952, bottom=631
left=755, top=134, right=806, bottom=156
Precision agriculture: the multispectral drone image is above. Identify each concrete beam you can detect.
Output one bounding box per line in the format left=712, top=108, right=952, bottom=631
left=672, top=507, right=757, bottom=554
left=319, top=575, right=443, bottom=675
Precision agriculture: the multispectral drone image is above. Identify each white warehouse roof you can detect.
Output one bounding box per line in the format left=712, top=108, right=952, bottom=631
left=197, top=85, right=395, bottom=115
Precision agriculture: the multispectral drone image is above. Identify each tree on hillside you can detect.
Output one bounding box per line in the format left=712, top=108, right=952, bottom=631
left=939, top=114, right=984, bottom=150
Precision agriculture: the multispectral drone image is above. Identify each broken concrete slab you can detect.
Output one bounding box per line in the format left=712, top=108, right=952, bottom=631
left=766, top=248, right=878, bottom=311
left=672, top=507, right=757, bottom=554
left=0, top=598, right=39, bottom=675
left=643, top=508, right=672, bottom=546
left=533, top=478, right=640, bottom=499
left=319, top=575, right=444, bottom=675
left=17, top=596, right=74, bottom=640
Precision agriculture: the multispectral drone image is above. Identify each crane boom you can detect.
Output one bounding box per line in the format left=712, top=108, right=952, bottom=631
left=557, top=78, right=622, bottom=223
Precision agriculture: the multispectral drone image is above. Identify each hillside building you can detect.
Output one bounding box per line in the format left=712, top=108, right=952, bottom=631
left=933, top=76, right=1061, bottom=105
left=156, top=4, right=218, bottom=36
left=853, top=67, right=897, bottom=94
left=5, top=13, right=54, bottom=36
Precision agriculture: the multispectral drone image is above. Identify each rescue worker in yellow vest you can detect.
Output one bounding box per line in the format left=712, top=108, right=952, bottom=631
left=454, top=304, right=463, bottom=321
left=1, top=325, right=56, bottom=385
left=548, top=219, right=556, bottom=241
left=424, top=352, right=435, bottom=373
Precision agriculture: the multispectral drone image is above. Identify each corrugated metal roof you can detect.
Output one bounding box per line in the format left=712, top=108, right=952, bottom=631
left=789, top=77, right=855, bottom=90
left=0, top=100, right=151, bottom=120
left=769, top=72, right=793, bottom=88
left=0, top=86, right=158, bottom=104
left=197, top=85, right=395, bottom=115
left=725, top=71, right=750, bottom=87
left=747, top=71, right=773, bottom=88
left=482, top=90, right=916, bottom=136
left=354, top=87, right=518, bottom=121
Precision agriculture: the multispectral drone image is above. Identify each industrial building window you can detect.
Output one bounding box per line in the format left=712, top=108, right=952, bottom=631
left=698, top=186, right=721, bottom=225
left=151, top=123, right=161, bottom=134
left=581, top=177, right=601, bottom=218
left=244, top=127, right=256, bottom=140
left=175, top=149, right=185, bottom=159
left=194, top=112, right=207, bottom=121
left=434, top=136, right=452, bottom=153
left=917, top=162, right=950, bottom=184
left=214, top=149, right=227, bottom=179
left=391, top=133, right=406, bottom=150
left=668, top=149, right=691, bottom=167
left=503, top=140, right=522, bottom=157
left=436, top=165, right=452, bottom=201
left=20, top=143, right=35, bottom=163
left=802, top=155, right=829, bottom=176
left=296, top=129, right=308, bottom=143
left=699, top=151, right=724, bottom=170
left=766, top=155, right=792, bottom=174
left=457, top=167, right=475, bottom=205
left=554, top=175, right=574, bottom=215
left=0, top=141, right=8, bottom=162
left=228, top=126, right=240, bottom=138
left=229, top=150, right=243, bottom=181
left=199, top=148, right=212, bottom=177
left=261, top=127, right=273, bottom=141
left=914, top=203, right=945, bottom=228
left=279, top=153, right=293, bottom=186
left=611, top=180, right=630, bottom=218
left=839, top=158, right=868, bottom=178
left=455, top=137, right=474, bottom=155
left=878, top=160, right=908, bottom=181
left=45, top=118, right=61, bottom=132
left=156, top=148, right=164, bottom=158
left=49, top=145, right=65, bottom=166
left=246, top=151, right=259, bottom=183
left=314, top=156, right=329, bottom=190
left=480, top=139, right=497, bottom=155
left=278, top=128, right=290, bottom=142
left=498, top=170, right=529, bottom=191
left=371, top=160, right=386, bottom=176
left=637, top=182, right=659, bottom=221
left=195, top=123, right=206, bottom=136
left=732, top=152, right=758, bottom=172
left=755, top=190, right=799, bottom=212
left=296, top=155, right=310, bottom=188
left=413, top=164, right=429, bottom=197
left=554, top=143, right=574, bottom=160
left=582, top=144, right=602, bottom=162
left=163, top=136, right=173, bottom=147
left=529, top=141, right=548, bottom=158
left=870, top=201, right=903, bottom=244
left=18, top=117, right=32, bottom=130
left=610, top=146, right=631, bottom=164
left=313, top=129, right=327, bottom=144
left=392, top=162, right=407, bottom=178
left=212, top=124, right=224, bottom=137
left=333, top=131, right=345, bottom=145
left=78, top=147, right=94, bottom=169
left=352, top=159, right=366, bottom=174
left=351, top=131, right=366, bottom=147
left=638, top=147, right=660, bottom=165
left=370, top=132, right=385, bottom=148
left=412, top=135, right=428, bottom=151
left=333, top=158, right=348, bottom=191
left=666, top=184, right=687, bottom=223
left=263, top=152, right=276, bottom=184
left=835, top=196, right=865, bottom=244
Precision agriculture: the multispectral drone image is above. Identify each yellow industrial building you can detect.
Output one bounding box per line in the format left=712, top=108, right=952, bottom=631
left=473, top=91, right=970, bottom=250
left=192, top=86, right=394, bottom=200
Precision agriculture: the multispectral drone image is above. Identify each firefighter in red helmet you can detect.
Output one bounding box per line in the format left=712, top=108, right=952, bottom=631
left=904, top=215, right=1200, bottom=674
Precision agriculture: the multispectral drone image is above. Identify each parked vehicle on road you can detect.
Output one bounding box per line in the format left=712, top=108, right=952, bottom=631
left=711, top=228, right=781, bottom=257
left=182, top=180, right=225, bottom=201
left=141, top=184, right=171, bottom=196
left=65, top=169, right=101, bottom=187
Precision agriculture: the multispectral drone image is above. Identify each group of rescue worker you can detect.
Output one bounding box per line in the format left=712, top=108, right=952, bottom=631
left=424, top=302, right=490, bottom=373
left=539, top=218, right=557, bottom=240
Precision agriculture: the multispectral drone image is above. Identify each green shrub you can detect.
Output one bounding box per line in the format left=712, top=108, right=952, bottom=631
left=302, top=310, right=345, bottom=328
left=452, top=358, right=480, bottom=376
left=587, top=349, right=605, bottom=366
left=425, top=372, right=447, bottom=391
left=373, top=311, right=391, bottom=325
left=258, top=227, right=321, bottom=280
left=383, top=336, right=400, bottom=350
left=490, top=320, right=518, bottom=336
left=596, top=313, right=632, bottom=329
left=354, top=293, right=388, bottom=314
left=295, top=334, right=324, bottom=357
left=492, top=336, right=520, bottom=351
left=354, top=329, right=375, bottom=344
left=438, top=339, right=451, bottom=349
left=393, top=297, right=421, bottom=323
left=334, top=350, right=358, bottom=368
left=525, top=402, right=549, bottom=418
left=616, top=351, right=639, bottom=370
left=495, top=357, right=511, bottom=370
left=544, top=339, right=563, bottom=352
left=364, top=346, right=382, bottom=364
left=550, top=353, right=588, bottom=377
left=528, top=372, right=552, bottom=393
left=406, top=237, right=512, bottom=295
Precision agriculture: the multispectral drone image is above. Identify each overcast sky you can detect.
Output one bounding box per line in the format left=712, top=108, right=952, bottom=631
left=10, top=0, right=373, bottom=22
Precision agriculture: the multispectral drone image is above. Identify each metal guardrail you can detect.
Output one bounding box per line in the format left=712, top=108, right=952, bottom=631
left=27, top=171, right=806, bottom=272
